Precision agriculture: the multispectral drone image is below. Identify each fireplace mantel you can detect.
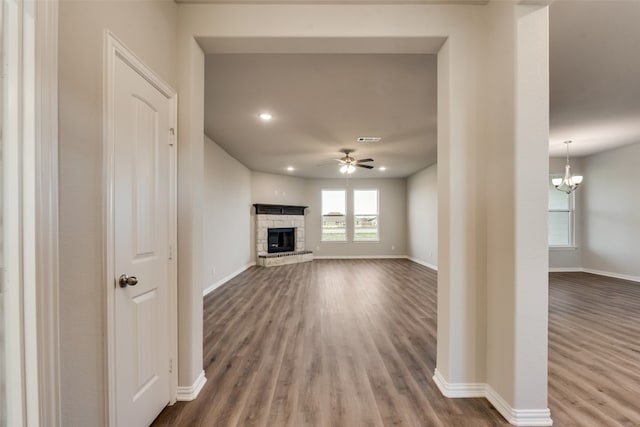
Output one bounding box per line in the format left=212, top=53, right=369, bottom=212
left=253, top=204, right=307, bottom=216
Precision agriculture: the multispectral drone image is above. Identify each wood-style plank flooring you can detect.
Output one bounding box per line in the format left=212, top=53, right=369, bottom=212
left=152, top=262, right=640, bottom=426
left=548, top=272, right=640, bottom=426
left=152, top=259, right=507, bottom=426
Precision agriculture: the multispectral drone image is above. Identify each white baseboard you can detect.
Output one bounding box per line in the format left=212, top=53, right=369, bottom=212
left=176, top=370, right=207, bottom=401
left=548, top=267, right=582, bottom=273
left=407, top=256, right=438, bottom=271
left=485, top=385, right=553, bottom=426
left=582, top=268, right=640, bottom=283
left=549, top=267, right=640, bottom=283
left=432, top=368, right=485, bottom=398
left=203, top=262, right=255, bottom=296
left=313, top=255, right=407, bottom=260
left=433, top=370, right=553, bottom=426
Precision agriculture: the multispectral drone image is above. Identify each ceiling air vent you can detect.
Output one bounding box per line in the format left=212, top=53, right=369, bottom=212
left=356, top=136, right=382, bottom=143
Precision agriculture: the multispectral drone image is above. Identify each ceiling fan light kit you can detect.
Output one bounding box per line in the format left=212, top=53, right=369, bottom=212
left=552, top=140, right=583, bottom=194
left=340, top=164, right=356, bottom=174
left=336, top=149, right=375, bottom=174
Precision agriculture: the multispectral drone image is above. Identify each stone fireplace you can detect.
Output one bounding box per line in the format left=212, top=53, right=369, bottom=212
left=254, top=204, right=313, bottom=267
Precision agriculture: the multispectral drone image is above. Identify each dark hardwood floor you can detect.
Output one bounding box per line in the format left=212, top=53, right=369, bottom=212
left=152, top=261, right=640, bottom=426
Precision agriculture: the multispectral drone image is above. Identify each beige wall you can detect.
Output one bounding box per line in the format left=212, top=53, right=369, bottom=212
left=482, top=2, right=550, bottom=411
left=248, top=172, right=406, bottom=258
left=581, top=143, right=640, bottom=280
left=251, top=171, right=306, bottom=207
left=203, top=135, right=253, bottom=293
left=58, top=1, right=551, bottom=424
left=176, top=29, right=205, bottom=391
left=58, top=1, right=177, bottom=425
left=549, top=143, right=640, bottom=280
left=407, top=165, right=438, bottom=268
left=304, top=178, right=407, bottom=257
left=178, top=2, right=552, bottom=423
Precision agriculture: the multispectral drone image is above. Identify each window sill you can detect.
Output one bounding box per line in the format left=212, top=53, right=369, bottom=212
left=549, top=246, right=578, bottom=251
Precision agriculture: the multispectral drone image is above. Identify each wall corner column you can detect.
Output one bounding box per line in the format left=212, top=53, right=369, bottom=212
left=436, top=32, right=487, bottom=395
left=512, top=3, right=551, bottom=418
left=176, top=32, right=206, bottom=393
left=484, top=3, right=552, bottom=425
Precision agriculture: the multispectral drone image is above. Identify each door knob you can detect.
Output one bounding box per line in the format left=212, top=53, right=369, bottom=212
left=118, top=274, right=138, bottom=288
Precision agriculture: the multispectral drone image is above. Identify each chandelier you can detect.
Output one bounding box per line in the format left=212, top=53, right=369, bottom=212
left=552, top=140, right=583, bottom=194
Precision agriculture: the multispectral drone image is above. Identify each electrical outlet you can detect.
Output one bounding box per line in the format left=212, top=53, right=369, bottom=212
left=391, top=245, right=395, bottom=251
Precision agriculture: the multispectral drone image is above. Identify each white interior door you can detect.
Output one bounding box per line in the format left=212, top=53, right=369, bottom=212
left=113, top=53, right=172, bottom=427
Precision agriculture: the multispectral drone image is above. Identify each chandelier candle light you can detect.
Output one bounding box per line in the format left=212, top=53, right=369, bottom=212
left=552, top=140, right=583, bottom=194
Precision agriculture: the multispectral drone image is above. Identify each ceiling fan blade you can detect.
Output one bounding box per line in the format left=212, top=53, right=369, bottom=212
left=357, top=158, right=374, bottom=163
left=357, top=164, right=374, bottom=169
left=334, top=158, right=347, bottom=164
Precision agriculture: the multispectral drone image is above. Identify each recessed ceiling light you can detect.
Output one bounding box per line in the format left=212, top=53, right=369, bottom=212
left=379, top=166, right=387, bottom=171
left=286, top=166, right=294, bottom=172
left=259, top=113, right=272, bottom=121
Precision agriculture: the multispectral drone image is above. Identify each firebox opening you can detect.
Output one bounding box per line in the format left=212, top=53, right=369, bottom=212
left=268, top=227, right=295, bottom=253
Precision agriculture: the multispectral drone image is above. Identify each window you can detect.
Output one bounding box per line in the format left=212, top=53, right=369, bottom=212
left=321, top=190, right=347, bottom=241
left=321, top=189, right=380, bottom=242
left=354, top=190, right=379, bottom=241
left=548, top=176, right=574, bottom=246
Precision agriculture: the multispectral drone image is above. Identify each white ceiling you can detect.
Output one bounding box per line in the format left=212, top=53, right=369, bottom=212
left=180, top=0, right=487, bottom=4
left=205, top=54, right=437, bottom=178
left=202, top=2, right=640, bottom=178
left=549, top=1, right=640, bottom=158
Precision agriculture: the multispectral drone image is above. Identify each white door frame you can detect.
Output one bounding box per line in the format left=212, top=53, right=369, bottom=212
left=3, top=0, right=60, bottom=425
left=103, top=31, right=178, bottom=426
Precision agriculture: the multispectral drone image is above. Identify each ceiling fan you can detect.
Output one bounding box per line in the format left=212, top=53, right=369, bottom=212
left=335, top=149, right=374, bottom=174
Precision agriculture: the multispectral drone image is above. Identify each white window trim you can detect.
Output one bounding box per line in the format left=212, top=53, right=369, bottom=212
left=548, top=175, right=577, bottom=249
left=353, top=188, right=380, bottom=242
left=321, top=189, right=348, bottom=242
left=548, top=206, right=575, bottom=248
left=320, top=188, right=381, bottom=243
left=549, top=246, right=577, bottom=251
